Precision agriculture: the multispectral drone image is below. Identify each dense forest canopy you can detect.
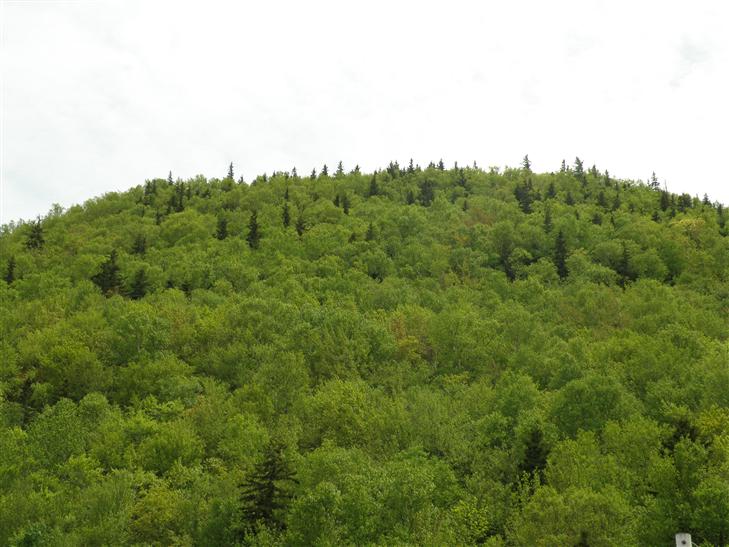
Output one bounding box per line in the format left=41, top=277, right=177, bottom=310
left=1, top=158, right=728, bottom=546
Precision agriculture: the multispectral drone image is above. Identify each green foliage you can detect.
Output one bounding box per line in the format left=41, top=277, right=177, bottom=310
left=1, top=160, right=728, bottom=544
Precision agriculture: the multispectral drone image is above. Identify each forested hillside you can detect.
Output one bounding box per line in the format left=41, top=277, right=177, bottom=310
left=1, top=158, right=729, bottom=546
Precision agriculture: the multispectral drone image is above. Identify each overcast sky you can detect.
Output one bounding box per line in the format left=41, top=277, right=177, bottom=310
left=2, top=0, right=728, bottom=224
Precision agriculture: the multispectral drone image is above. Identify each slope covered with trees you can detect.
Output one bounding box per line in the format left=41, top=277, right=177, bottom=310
left=1, top=158, right=728, bottom=545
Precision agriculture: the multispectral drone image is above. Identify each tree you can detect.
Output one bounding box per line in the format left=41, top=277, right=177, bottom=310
left=296, top=215, right=306, bottom=237
left=247, top=211, right=261, bottom=249
left=321, top=164, right=329, bottom=177
left=419, top=180, right=435, bottom=206
left=25, top=218, right=45, bottom=250
left=522, top=154, right=532, bottom=172
left=238, top=441, right=297, bottom=533
left=555, top=230, right=569, bottom=279
left=228, top=162, right=235, bottom=180
left=129, top=267, right=148, bottom=300
left=216, top=217, right=228, bottom=240
left=368, top=176, right=379, bottom=197
left=336, top=161, right=344, bottom=176
left=544, top=207, right=553, bottom=233
left=546, top=182, right=557, bottom=199
left=660, top=190, right=670, bottom=211
left=519, top=427, right=549, bottom=479
left=342, top=195, right=350, bottom=215
left=365, top=222, right=375, bottom=241
left=560, top=159, right=567, bottom=172
left=282, top=202, right=291, bottom=228
left=4, top=256, right=15, bottom=284
left=514, top=182, right=533, bottom=213
left=574, top=157, right=586, bottom=186
left=406, top=190, right=415, bottom=205
left=132, top=233, right=146, bottom=255
left=92, top=250, right=122, bottom=296
left=649, top=171, right=659, bottom=189
left=617, top=244, right=632, bottom=287
left=167, top=171, right=173, bottom=185
left=437, top=159, right=445, bottom=171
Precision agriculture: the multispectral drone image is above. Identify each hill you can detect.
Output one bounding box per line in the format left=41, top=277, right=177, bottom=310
left=1, top=158, right=728, bottom=545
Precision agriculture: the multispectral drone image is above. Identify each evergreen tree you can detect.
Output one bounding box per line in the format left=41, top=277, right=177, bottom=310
left=368, top=175, right=379, bottom=197
left=247, top=211, right=260, bottom=249
left=649, top=171, right=659, bottom=189
left=284, top=186, right=289, bottom=201
left=238, top=441, right=297, bottom=533
left=216, top=217, right=228, bottom=240
left=419, top=180, right=435, bottom=206
left=291, top=167, right=298, bottom=179
left=321, top=164, right=329, bottom=177
left=132, top=233, right=146, bottom=255
left=353, top=164, right=361, bottom=175
left=543, top=207, right=553, bottom=233
left=342, top=194, right=350, bottom=215
left=522, top=154, right=531, bottom=172
left=574, top=157, right=586, bottom=186
left=4, top=256, right=15, bottom=285
left=660, top=190, right=670, bottom=211
left=128, top=267, right=148, bottom=300
left=25, top=218, right=45, bottom=250
left=295, top=215, right=305, bottom=237
left=514, top=182, right=533, bottom=213
left=518, top=427, right=549, bottom=478
left=92, top=250, right=122, bottom=296
left=555, top=230, right=569, bottom=279
left=310, top=168, right=316, bottom=180
left=336, top=161, right=344, bottom=176
left=407, top=158, right=415, bottom=174
left=282, top=203, right=291, bottom=228
left=546, top=182, right=556, bottom=199
left=406, top=190, right=415, bottom=205
left=365, top=222, right=375, bottom=241
left=228, top=162, right=234, bottom=180
left=597, top=191, right=607, bottom=208
left=565, top=192, right=575, bottom=206
left=168, top=171, right=173, bottom=185
left=718, top=204, right=726, bottom=230
left=560, top=159, right=567, bottom=172
left=437, top=159, right=445, bottom=171
left=333, top=194, right=340, bottom=208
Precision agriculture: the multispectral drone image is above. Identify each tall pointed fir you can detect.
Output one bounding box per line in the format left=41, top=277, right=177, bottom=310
left=247, top=211, right=260, bottom=249
left=92, top=250, right=122, bottom=296
left=555, top=230, right=569, bottom=279
left=128, top=268, right=148, bottom=300
left=4, top=256, right=15, bottom=285
left=215, top=217, right=228, bottom=240
left=25, top=218, right=45, bottom=250
left=282, top=202, right=291, bottom=228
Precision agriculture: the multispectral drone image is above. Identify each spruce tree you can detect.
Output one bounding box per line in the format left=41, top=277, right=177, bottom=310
left=555, top=230, right=569, bottom=279
left=228, top=162, right=234, bottom=180
left=128, top=268, right=148, bottom=300
left=617, top=244, right=632, bottom=287
left=660, top=190, right=670, bottom=211
left=310, top=168, right=317, bottom=180
left=342, top=194, right=350, bottom=215
left=282, top=202, right=290, bottom=228
left=215, top=217, right=228, bottom=240
left=546, top=182, right=556, bottom=199
left=168, top=171, right=173, bottom=185
left=132, top=233, right=146, bottom=255
left=419, top=180, right=435, bottom=206
left=295, top=215, right=305, bottom=237
left=544, top=207, right=553, bottom=233
left=574, top=157, right=586, bottom=186
left=437, top=159, right=445, bottom=171
left=518, top=427, right=549, bottom=478
left=247, top=211, right=260, bottom=249
left=522, top=154, right=531, bottom=172
left=321, top=164, right=328, bottom=177
left=92, top=250, right=122, bottom=296
left=406, top=190, right=415, bottom=205
left=4, top=256, right=15, bottom=285
left=368, top=175, right=379, bottom=197
left=365, top=222, right=375, bottom=241
left=336, top=161, right=344, bottom=176
left=238, top=441, right=297, bottom=533
left=25, top=219, right=45, bottom=250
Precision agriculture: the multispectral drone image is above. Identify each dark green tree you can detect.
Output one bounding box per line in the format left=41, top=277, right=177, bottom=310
left=555, top=230, right=569, bottom=279
left=574, top=157, right=586, bottom=186
left=128, top=268, right=148, bottom=300
left=228, top=162, right=234, bottom=180
left=419, top=180, right=435, bottom=206
left=522, top=154, right=531, bottom=172
left=660, top=191, right=670, bottom=211
left=544, top=207, right=553, bottom=233
left=365, top=222, right=375, bottom=241
left=92, top=250, right=122, bottom=296
left=321, top=164, right=329, bottom=177
left=247, top=211, right=260, bottom=249
left=342, top=195, right=350, bottom=215
left=546, top=182, right=557, bottom=199
left=282, top=203, right=291, bottom=228
left=25, top=218, right=45, bottom=250
left=368, top=175, right=379, bottom=197
left=132, top=233, right=146, bottom=255
left=617, top=244, right=632, bottom=287
left=518, top=427, right=549, bottom=479
left=4, top=256, right=15, bottom=285
left=295, top=215, right=305, bottom=237
left=406, top=189, right=415, bottom=205
left=238, top=442, right=297, bottom=533
left=437, top=159, right=445, bottom=171
left=336, top=161, right=344, bottom=176
left=514, top=182, right=533, bottom=213
left=216, top=217, right=228, bottom=240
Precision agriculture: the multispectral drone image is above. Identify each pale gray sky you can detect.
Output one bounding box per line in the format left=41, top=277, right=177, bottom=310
left=2, top=0, right=728, bottom=224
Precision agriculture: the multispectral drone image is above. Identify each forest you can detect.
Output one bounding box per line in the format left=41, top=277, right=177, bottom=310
left=1, top=157, right=728, bottom=546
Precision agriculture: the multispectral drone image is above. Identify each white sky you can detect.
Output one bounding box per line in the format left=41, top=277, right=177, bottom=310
left=1, top=0, right=728, bottom=224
